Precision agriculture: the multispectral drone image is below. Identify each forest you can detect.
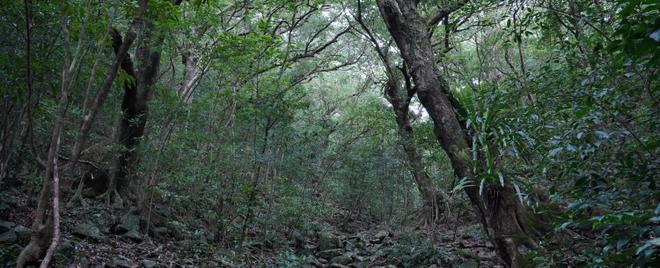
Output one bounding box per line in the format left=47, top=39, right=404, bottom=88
left=0, top=0, right=658, bottom=267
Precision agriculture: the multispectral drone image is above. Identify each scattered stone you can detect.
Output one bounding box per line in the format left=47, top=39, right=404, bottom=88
left=122, top=229, right=143, bottom=243
left=73, top=223, right=103, bottom=241
left=0, top=230, right=17, bottom=244
left=117, top=213, right=141, bottom=233
left=0, top=220, right=14, bottom=233
left=142, top=259, right=157, bottom=268
left=374, top=231, right=389, bottom=240
left=111, top=255, right=133, bottom=268
left=318, top=232, right=342, bottom=250
left=302, top=243, right=318, bottom=255
left=317, top=248, right=344, bottom=259
left=318, top=258, right=328, bottom=264
left=330, top=254, right=352, bottom=265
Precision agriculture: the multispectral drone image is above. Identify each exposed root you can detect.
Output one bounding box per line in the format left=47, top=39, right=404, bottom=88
left=66, top=177, right=87, bottom=208
left=97, top=188, right=124, bottom=208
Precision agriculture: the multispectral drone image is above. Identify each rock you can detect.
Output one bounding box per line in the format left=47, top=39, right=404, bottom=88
left=318, top=232, right=342, bottom=251
left=73, top=223, right=103, bottom=240
left=329, top=264, right=350, bottom=268
left=317, top=248, right=344, bottom=259
left=302, top=243, right=318, bottom=255
left=374, top=231, right=389, bottom=240
left=0, top=220, right=14, bottom=233
left=142, top=259, right=157, bottom=268
left=0, top=230, right=17, bottom=244
left=14, top=225, right=32, bottom=241
left=122, top=229, right=143, bottom=243
left=330, top=254, right=352, bottom=265
left=117, top=213, right=141, bottom=233
left=111, top=255, right=133, bottom=268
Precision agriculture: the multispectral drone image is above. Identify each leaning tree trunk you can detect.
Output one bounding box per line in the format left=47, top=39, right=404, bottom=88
left=385, top=73, right=446, bottom=224
left=353, top=4, right=445, bottom=222
left=106, top=18, right=160, bottom=208
left=376, top=0, right=537, bottom=266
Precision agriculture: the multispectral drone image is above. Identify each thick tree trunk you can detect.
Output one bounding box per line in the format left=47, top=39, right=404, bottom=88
left=376, top=1, right=536, bottom=266
left=106, top=18, right=160, bottom=206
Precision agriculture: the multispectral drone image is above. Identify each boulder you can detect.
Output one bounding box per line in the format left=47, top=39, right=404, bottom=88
left=73, top=223, right=103, bottom=241
left=318, top=232, right=341, bottom=251
left=317, top=248, right=344, bottom=260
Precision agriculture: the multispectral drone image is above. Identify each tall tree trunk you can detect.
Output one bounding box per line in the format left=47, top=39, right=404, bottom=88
left=106, top=16, right=161, bottom=207
left=376, top=1, right=536, bottom=266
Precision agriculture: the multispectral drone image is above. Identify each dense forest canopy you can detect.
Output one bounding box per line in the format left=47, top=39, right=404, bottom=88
left=0, top=0, right=657, bottom=267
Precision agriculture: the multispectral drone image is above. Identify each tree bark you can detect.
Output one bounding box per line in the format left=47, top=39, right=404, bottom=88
left=376, top=1, right=536, bottom=267
left=106, top=16, right=161, bottom=207
left=353, top=1, right=445, bottom=222
left=178, top=47, right=203, bottom=103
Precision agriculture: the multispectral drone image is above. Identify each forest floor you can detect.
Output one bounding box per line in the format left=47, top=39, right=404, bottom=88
left=1, top=179, right=502, bottom=268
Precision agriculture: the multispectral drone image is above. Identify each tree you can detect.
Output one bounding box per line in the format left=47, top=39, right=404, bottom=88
left=375, top=0, right=538, bottom=266
left=353, top=0, right=446, bottom=224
